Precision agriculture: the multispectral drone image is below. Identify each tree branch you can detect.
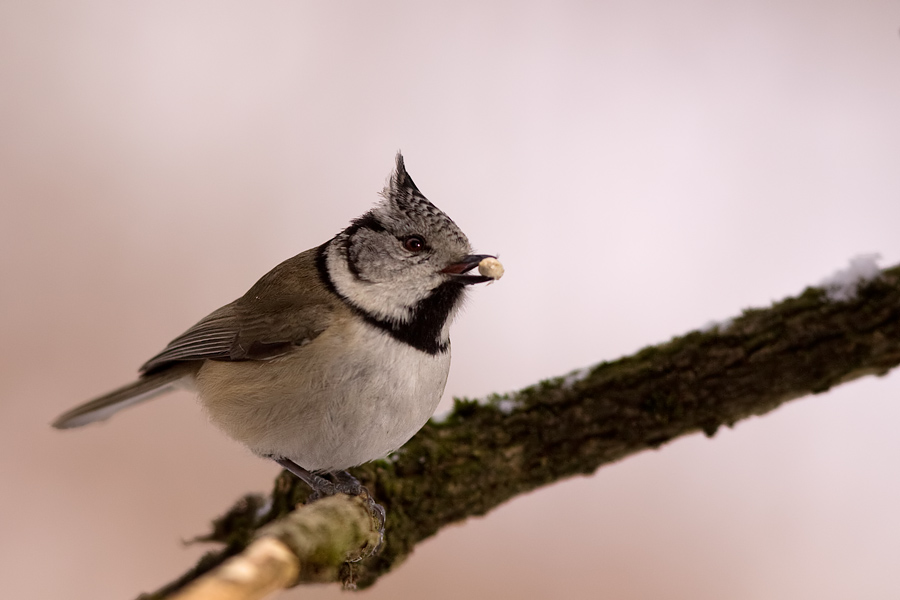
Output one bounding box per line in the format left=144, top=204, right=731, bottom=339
left=141, top=263, right=900, bottom=599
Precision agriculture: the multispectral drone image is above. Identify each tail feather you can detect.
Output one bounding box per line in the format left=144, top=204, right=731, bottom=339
left=53, top=368, right=190, bottom=429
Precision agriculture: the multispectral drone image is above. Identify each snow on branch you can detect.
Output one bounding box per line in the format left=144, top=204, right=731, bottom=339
left=819, top=253, right=882, bottom=301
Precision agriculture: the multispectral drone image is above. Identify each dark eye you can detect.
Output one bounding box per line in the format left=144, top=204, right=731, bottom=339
left=403, top=235, right=426, bottom=253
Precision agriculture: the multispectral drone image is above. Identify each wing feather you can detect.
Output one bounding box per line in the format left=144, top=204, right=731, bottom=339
left=140, top=303, right=243, bottom=373
left=139, top=248, right=341, bottom=374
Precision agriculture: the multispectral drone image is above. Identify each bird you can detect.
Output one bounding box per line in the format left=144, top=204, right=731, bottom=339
left=53, top=153, right=499, bottom=511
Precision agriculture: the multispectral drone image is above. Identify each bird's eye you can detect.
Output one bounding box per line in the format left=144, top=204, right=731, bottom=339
left=403, top=235, right=426, bottom=253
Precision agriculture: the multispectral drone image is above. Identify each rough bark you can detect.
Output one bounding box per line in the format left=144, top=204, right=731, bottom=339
left=140, top=264, right=900, bottom=599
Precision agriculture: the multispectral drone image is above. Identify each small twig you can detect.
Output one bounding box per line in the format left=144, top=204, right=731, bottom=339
left=168, top=495, right=381, bottom=600
left=168, top=538, right=298, bottom=600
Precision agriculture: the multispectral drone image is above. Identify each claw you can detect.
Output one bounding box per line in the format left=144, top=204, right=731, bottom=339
left=274, top=458, right=386, bottom=554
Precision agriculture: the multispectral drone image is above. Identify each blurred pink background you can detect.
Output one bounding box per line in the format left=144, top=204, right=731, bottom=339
left=3, top=2, right=900, bottom=598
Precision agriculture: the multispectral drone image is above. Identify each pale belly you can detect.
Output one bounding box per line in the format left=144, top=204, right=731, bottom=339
left=193, top=318, right=450, bottom=471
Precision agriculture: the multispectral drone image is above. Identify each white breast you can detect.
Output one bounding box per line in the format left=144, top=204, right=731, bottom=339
left=194, top=317, right=450, bottom=471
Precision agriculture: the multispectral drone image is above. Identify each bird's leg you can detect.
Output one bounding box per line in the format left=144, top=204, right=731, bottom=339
left=273, top=458, right=386, bottom=547
left=331, top=470, right=364, bottom=495
left=273, top=457, right=335, bottom=499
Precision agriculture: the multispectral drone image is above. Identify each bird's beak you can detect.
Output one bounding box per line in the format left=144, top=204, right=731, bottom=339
left=441, top=254, right=496, bottom=285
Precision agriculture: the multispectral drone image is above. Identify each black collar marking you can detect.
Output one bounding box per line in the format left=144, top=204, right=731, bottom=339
left=315, top=242, right=457, bottom=355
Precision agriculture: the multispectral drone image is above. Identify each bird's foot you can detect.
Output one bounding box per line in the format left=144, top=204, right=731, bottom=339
left=331, top=470, right=386, bottom=537
left=273, top=458, right=386, bottom=553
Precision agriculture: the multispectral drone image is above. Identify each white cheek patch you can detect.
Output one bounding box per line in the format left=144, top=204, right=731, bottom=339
left=326, top=243, right=433, bottom=324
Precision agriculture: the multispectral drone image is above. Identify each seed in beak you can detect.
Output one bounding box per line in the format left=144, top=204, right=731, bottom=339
left=478, top=257, right=504, bottom=280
